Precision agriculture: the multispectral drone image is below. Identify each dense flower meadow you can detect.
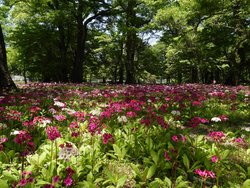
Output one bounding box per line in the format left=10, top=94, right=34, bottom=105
left=0, top=83, right=249, bottom=187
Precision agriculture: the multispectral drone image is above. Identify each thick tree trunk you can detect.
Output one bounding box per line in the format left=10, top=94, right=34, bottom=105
left=72, top=3, right=86, bottom=83
left=0, top=24, right=16, bottom=92
left=125, top=0, right=136, bottom=84
left=58, top=25, right=69, bottom=82
left=118, top=41, right=124, bottom=84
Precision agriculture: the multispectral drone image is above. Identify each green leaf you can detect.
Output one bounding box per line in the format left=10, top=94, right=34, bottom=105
left=147, top=165, right=157, bottom=179
left=35, top=180, right=51, bottom=186
left=0, top=179, right=9, bottom=188
left=242, top=179, right=250, bottom=188
left=182, top=154, right=190, bottom=170
left=2, top=171, right=18, bottom=181
left=116, top=175, right=127, bottom=188
left=222, top=149, right=230, bottom=159
left=164, top=177, right=172, bottom=187
left=87, top=171, right=94, bottom=182
left=150, top=150, right=159, bottom=165
left=131, top=164, right=141, bottom=177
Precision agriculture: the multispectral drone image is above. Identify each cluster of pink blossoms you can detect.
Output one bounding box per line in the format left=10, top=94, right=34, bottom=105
left=102, top=133, right=114, bottom=144
left=17, top=171, right=34, bottom=187
left=46, top=126, right=61, bottom=141
left=194, top=169, right=216, bottom=179
left=188, top=117, right=209, bottom=128
left=208, top=131, right=225, bottom=142
left=64, top=167, right=75, bottom=187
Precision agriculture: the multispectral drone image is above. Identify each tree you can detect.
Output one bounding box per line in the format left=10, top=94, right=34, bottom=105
left=0, top=1, right=16, bottom=92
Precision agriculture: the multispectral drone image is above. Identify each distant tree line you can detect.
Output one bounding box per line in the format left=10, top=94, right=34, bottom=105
left=0, top=0, right=249, bottom=90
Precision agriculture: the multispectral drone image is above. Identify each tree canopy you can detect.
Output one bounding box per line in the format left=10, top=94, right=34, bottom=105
left=0, top=0, right=249, bottom=86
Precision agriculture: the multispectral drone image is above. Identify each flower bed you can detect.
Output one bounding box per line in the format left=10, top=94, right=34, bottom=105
left=0, top=83, right=249, bottom=187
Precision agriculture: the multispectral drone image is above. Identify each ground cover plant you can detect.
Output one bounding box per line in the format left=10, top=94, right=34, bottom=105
left=0, top=83, right=249, bottom=188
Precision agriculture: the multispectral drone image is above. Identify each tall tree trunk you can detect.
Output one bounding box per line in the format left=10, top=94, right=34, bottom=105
left=58, top=24, right=69, bottom=82
left=72, top=2, right=86, bottom=83
left=0, top=24, right=16, bottom=92
left=118, top=41, right=124, bottom=84
left=125, top=0, right=136, bottom=84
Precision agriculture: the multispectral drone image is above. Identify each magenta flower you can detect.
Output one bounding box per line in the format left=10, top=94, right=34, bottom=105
left=194, top=169, right=216, bottom=179
left=171, top=135, right=179, bottom=142
left=211, top=155, right=218, bottom=163
left=46, top=126, right=61, bottom=141
left=14, top=131, right=32, bottom=145
left=66, top=167, right=75, bottom=176
left=53, top=175, right=60, bottom=184
left=164, top=151, right=171, bottom=161
left=53, top=115, right=66, bottom=121
left=64, top=176, right=73, bottom=187
left=18, top=178, right=27, bottom=187
left=208, top=131, right=225, bottom=142
left=102, top=133, right=114, bottom=144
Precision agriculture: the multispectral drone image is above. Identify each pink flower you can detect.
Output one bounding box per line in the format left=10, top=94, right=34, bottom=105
left=64, top=176, right=73, bottom=187
left=73, top=111, right=85, bottom=121
left=192, top=101, right=202, bottom=107
left=14, top=131, right=32, bottom=145
left=219, top=115, right=228, bottom=121
left=102, top=133, right=114, bottom=144
left=46, top=126, right=61, bottom=141
left=69, top=121, right=79, bottom=129
left=53, top=175, right=60, bottom=184
left=66, top=167, right=75, bottom=176
left=211, top=155, right=218, bottom=163
left=18, top=178, right=27, bottom=187
left=171, top=135, right=178, bottom=142
left=126, top=111, right=137, bottom=118
left=233, top=137, right=247, bottom=148
left=53, top=115, right=66, bottom=121
left=180, top=134, right=186, bottom=142
left=208, top=131, right=225, bottom=142
left=194, top=169, right=216, bottom=179
left=164, top=151, right=171, bottom=161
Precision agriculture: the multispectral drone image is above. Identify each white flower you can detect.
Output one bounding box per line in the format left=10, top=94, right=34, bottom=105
left=49, top=108, right=57, bottom=115
left=211, top=117, right=221, bottom=122
left=62, top=108, right=76, bottom=115
left=117, top=116, right=128, bottom=123
left=171, top=110, right=181, bottom=116
left=58, top=143, right=79, bottom=162
left=10, top=130, right=21, bottom=135
left=90, top=108, right=101, bottom=116
left=0, top=123, right=7, bottom=130
left=54, top=100, right=66, bottom=108
left=39, top=119, right=52, bottom=127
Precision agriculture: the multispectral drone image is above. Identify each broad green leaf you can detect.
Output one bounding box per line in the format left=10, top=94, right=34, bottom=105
left=0, top=179, right=9, bottom=188
left=164, top=176, right=172, bottom=187
left=242, top=179, right=250, bottom=188
left=116, top=175, right=127, bottom=188
left=222, top=149, right=230, bottom=159
left=2, top=171, right=18, bottom=181
left=87, top=171, right=94, bottom=182
left=182, top=154, right=190, bottom=170
left=35, top=180, right=51, bottom=186
left=150, top=150, right=159, bottom=165
left=131, top=164, right=141, bottom=177
left=147, top=165, right=157, bottom=179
